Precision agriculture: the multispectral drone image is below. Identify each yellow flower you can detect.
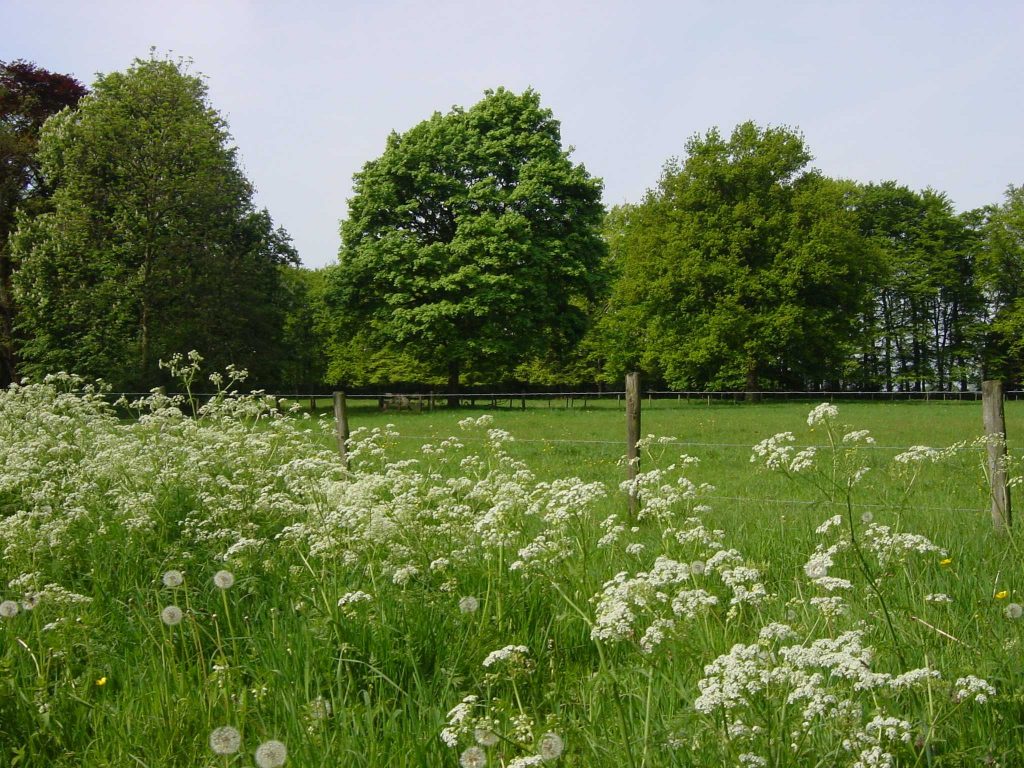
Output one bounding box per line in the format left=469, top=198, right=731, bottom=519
left=939, top=558, right=952, bottom=566
left=96, top=676, right=107, bottom=686
left=995, top=591, right=1009, bottom=600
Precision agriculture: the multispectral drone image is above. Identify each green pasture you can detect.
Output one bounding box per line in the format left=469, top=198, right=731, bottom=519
left=2, top=386, right=1022, bottom=767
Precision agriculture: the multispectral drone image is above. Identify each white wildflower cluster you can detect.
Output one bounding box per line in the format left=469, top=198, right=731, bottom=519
left=440, top=691, right=565, bottom=764
left=694, top=624, right=967, bottom=766
left=804, top=510, right=945, bottom=596
left=618, top=461, right=712, bottom=524
left=591, top=516, right=768, bottom=649
left=807, top=402, right=839, bottom=426
left=842, top=430, right=876, bottom=444
left=0, top=368, right=345, bottom=601
left=481, top=644, right=531, bottom=670
left=511, top=479, right=607, bottom=573
left=893, top=445, right=940, bottom=464
left=953, top=675, right=997, bottom=704
left=336, top=590, right=373, bottom=607
left=750, top=432, right=797, bottom=471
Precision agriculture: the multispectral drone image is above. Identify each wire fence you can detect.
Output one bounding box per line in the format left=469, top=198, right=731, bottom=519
left=63, top=385, right=1016, bottom=521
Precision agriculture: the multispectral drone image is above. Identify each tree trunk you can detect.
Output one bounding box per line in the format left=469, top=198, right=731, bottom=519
left=447, top=359, right=460, bottom=408
left=744, top=360, right=761, bottom=403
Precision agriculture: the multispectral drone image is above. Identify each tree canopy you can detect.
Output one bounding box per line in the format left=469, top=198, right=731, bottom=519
left=330, top=87, right=606, bottom=401
left=11, top=57, right=296, bottom=390
left=0, top=60, right=88, bottom=386
left=601, top=122, right=880, bottom=392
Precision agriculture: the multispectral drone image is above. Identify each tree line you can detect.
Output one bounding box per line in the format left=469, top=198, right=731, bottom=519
left=2, top=55, right=1023, bottom=396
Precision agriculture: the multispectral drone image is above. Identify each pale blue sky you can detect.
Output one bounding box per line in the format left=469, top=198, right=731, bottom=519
left=3, top=1, right=1022, bottom=267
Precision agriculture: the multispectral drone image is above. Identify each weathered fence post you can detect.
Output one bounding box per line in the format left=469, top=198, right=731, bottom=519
left=333, top=391, right=350, bottom=468
left=626, top=372, right=641, bottom=520
left=983, top=380, right=1012, bottom=532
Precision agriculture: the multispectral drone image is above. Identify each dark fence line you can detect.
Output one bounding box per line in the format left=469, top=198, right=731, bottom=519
left=94, top=389, right=1024, bottom=406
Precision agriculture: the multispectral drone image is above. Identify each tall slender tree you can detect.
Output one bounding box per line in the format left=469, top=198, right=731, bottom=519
left=0, top=60, right=87, bottom=386
left=11, top=56, right=296, bottom=389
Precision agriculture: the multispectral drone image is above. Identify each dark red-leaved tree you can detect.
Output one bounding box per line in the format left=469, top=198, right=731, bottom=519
left=0, top=60, right=88, bottom=385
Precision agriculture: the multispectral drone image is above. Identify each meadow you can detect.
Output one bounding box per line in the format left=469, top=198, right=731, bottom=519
left=1, top=364, right=1022, bottom=767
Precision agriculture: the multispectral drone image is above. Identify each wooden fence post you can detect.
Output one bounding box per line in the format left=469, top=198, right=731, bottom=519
left=983, top=380, right=1012, bottom=532
left=333, top=391, right=350, bottom=468
left=626, top=372, right=641, bottom=520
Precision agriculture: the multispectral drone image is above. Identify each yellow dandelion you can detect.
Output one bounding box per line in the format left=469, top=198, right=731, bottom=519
left=995, top=590, right=1009, bottom=600
left=939, top=558, right=952, bottom=567
left=96, top=676, right=107, bottom=686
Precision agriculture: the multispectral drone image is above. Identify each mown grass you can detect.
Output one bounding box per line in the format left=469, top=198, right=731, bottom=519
left=2, top=381, right=1022, bottom=767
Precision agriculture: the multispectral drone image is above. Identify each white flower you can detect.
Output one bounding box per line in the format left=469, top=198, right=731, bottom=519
left=459, top=596, right=480, bottom=614
left=209, top=726, right=242, bottom=755
left=924, top=593, right=953, bottom=604
left=460, top=745, right=486, bottom=768
left=162, top=570, right=184, bottom=588
left=538, top=732, right=564, bottom=761
left=507, top=758, right=545, bottom=768
left=894, top=445, right=939, bottom=464
left=482, top=644, right=530, bottom=668
left=953, top=675, right=996, bottom=704
left=254, top=739, right=288, bottom=767
left=213, top=570, right=235, bottom=589
left=337, top=590, right=372, bottom=607
left=807, top=402, right=838, bottom=426
left=160, top=605, right=183, bottom=626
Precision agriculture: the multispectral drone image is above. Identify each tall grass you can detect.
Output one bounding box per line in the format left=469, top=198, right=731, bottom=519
left=2, top=367, right=1021, bottom=766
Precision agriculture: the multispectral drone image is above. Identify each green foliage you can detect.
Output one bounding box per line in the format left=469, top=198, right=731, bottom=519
left=854, top=182, right=984, bottom=390
left=601, top=122, right=879, bottom=391
left=331, top=88, right=606, bottom=393
left=10, top=56, right=296, bottom=390
left=0, top=60, right=88, bottom=386
left=978, top=185, right=1024, bottom=381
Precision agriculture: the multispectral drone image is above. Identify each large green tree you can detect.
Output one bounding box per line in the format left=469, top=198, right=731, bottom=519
left=331, top=88, right=606, bottom=403
left=978, top=185, right=1024, bottom=382
left=11, top=57, right=296, bottom=390
left=603, top=122, right=879, bottom=394
left=0, top=60, right=88, bottom=386
left=853, top=183, right=983, bottom=391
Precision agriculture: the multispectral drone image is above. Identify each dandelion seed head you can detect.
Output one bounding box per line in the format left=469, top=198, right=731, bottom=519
left=860, top=512, right=874, bottom=524
left=160, top=605, right=183, bottom=626
left=0, top=599, right=20, bottom=618
left=460, top=745, right=487, bottom=768
left=213, top=570, right=235, bottom=589
left=459, top=596, right=479, bottom=614
left=308, top=696, right=332, bottom=720
left=690, top=560, right=706, bottom=575
left=474, top=727, right=499, bottom=747
left=162, top=570, right=184, bottom=588
left=538, top=732, right=564, bottom=761
left=1006, top=603, right=1023, bottom=619
left=255, top=739, right=288, bottom=767
left=209, top=726, right=242, bottom=755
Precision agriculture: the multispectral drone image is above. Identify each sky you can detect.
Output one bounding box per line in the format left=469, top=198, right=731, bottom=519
left=3, top=1, right=1023, bottom=268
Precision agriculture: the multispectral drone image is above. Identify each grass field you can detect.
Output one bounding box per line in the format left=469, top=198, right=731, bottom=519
left=2, top=377, right=1022, bottom=767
